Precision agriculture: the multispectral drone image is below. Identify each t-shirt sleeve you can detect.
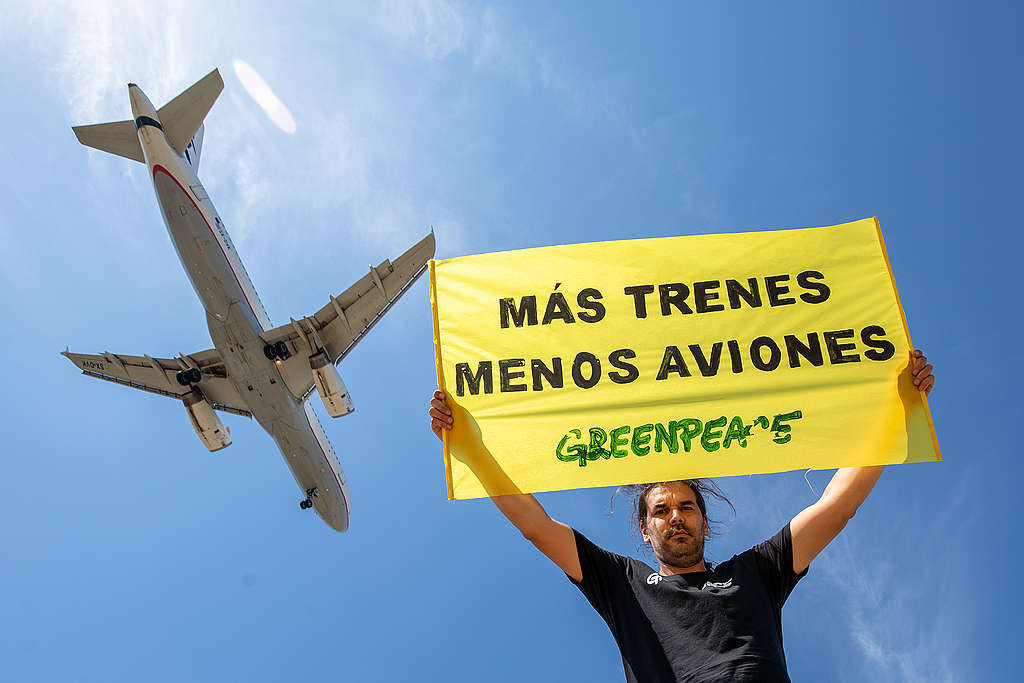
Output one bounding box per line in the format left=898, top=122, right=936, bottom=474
left=567, top=529, right=634, bottom=621
left=741, top=523, right=807, bottom=608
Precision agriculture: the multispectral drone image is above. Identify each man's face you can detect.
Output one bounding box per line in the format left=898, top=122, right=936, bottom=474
left=641, top=483, right=709, bottom=571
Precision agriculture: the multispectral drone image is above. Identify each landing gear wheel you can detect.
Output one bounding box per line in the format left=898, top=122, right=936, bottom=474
left=175, top=368, right=202, bottom=386
left=264, top=341, right=292, bottom=361
left=300, top=487, right=318, bottom=511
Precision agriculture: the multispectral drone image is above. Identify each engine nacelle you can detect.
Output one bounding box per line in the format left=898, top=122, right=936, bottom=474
left=310, top=350, right=354, bottom=418
left=183, top=388, right=232, bottom=452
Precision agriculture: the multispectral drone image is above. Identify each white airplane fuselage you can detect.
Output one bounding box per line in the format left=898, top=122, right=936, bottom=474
left=129, top=85, right=350, bottom=531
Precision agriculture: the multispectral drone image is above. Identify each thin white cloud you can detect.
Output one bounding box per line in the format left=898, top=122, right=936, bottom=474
left=373, top=0, right=465, bottom=59
left=716, top=472, right=972, bottom=683
left=9, top=0, right=204, bottom=124
left=232, top=59, right=297, bottom=134
left=817, top=527, right=967, bottom=683
left=472, top=6, right=530, bottom=84
left=5, top=0, right=598, bottom=267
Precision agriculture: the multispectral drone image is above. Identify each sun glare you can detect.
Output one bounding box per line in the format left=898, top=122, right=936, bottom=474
left=232, top=59, right=297, bottom=134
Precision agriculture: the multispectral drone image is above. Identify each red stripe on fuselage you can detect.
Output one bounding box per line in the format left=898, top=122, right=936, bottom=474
left=152, top=164, right=265, bottom=332
left=153, top=164, right=347, bottom=528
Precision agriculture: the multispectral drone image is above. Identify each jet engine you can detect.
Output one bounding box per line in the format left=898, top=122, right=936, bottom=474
left=183, top=387, right=231, bottom=451
left=310, top=350, right=354, bottom=418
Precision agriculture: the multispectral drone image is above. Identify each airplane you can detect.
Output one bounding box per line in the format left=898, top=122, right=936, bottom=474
left=63, top=68, right=435, bottom=532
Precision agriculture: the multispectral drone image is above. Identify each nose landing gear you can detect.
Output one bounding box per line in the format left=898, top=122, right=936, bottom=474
left=299, top=487, right=319, bottom=510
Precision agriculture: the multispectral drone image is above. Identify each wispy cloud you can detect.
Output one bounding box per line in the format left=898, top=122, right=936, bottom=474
left=715, top=471, right=973, bottom=683
left=815, top=507, right=972, bottom=682
left=12, top=0, right=205, bottom=123
left=6, top=0, right=620, bottom=267
left=372, top=0, right=466, bottom=60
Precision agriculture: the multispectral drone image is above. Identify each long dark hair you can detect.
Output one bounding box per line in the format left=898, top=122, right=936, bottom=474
left=617, top=479, right=735, bottom=538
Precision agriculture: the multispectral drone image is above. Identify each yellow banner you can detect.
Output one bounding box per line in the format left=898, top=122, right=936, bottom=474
left=430, top=218, right=940, bottom=500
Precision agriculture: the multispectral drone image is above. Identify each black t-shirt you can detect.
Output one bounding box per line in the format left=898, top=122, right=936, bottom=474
left=569, top=524, right=806, bottom=683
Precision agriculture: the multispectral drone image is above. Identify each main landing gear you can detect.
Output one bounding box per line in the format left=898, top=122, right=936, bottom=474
left=263, top=341, right=292, bottom=361
left=299, top=487, right=319, bottom=510
left=175, top=367, right=202, bottom=386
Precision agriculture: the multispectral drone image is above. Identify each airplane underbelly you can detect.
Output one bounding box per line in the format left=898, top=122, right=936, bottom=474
left=241, top=385, right=351, bottom=531
left=206, top=310, right=350, bottom=532
left=153, top=171, right=242, bottom=322
left=264, top=404, right=351, bottom=532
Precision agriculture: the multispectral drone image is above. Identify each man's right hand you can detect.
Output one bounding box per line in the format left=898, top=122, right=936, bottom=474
left=424, top=388, right=582, bottom=581
left=429, top=390, right=453, bottom=440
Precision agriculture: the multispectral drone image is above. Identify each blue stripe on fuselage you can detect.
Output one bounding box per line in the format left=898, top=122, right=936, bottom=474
left=135, top=116, right=163, bottom=131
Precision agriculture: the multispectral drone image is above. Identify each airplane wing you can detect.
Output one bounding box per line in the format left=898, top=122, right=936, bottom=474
left=62, top=348, right=252, bottom=417
left=262, top=232, right=436, bottom=399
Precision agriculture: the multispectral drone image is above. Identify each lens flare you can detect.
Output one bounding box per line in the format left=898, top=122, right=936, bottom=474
left=233, top=59, right=297, bottom=134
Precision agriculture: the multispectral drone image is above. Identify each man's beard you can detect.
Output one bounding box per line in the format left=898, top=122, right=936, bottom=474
left=655, top=525, right=706, bottom=569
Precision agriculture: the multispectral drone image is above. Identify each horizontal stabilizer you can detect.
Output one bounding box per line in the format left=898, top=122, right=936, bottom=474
left=72, top=120, right=144, bottom=163
left=158, top=68, right=223, bottom=156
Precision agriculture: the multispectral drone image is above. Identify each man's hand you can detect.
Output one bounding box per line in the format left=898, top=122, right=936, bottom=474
left=424, top=388, right=582, bottom=581
left=911, top=349, right=935, bottom=395
left=429, top=390, right=453, bottom=440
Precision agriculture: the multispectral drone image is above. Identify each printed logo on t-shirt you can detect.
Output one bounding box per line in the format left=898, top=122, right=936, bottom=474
left=645, top=574, right=733, bottom=590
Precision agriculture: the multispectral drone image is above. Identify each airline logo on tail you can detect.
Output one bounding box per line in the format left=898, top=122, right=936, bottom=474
left=183, top=125, right=204, bottom=170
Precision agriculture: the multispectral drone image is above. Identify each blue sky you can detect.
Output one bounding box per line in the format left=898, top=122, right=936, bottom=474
left=1, top=1, right=1019, bottom=681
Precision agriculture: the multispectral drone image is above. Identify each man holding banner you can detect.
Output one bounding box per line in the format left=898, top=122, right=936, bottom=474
left=426, top=218, right=940, bottom=681
left=428, top=351, right=933, bottom=682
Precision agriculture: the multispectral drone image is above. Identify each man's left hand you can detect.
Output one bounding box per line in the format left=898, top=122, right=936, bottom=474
left=911, top=349, right=935, bottom=395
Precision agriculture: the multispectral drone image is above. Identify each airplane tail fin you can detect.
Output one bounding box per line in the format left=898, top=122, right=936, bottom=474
left=72, top=120, right=145, bottom=163
left=71, top=69, right=223, bottom=167
left=158, top=68, right=223, bottom=158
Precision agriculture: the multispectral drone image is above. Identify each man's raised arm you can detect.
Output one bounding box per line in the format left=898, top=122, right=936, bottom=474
left=429, top=390, right=582, bottom=581
left=789, top=349, right=936, bottom=573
